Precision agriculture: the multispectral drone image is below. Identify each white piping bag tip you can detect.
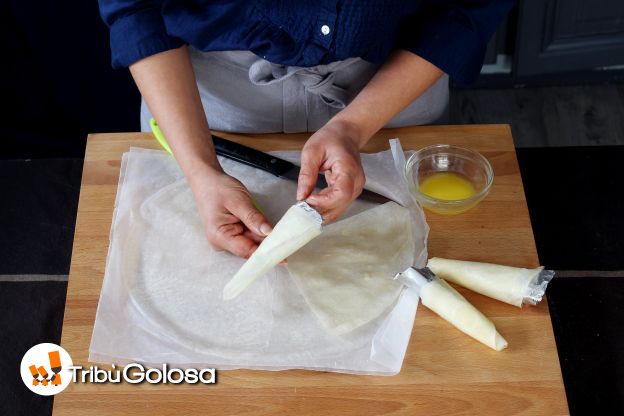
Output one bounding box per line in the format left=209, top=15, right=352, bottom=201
left=494, top=333, right=509, bottom=351
left=222, top=286, right=237, bottom=301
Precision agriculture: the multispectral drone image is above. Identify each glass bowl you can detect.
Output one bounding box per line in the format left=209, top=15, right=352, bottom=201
left=404, top=144, right=493, bottom=215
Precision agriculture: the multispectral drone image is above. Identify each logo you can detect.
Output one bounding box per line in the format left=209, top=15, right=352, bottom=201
left=68, top=363, right=216, bottom=384
left=20, top=343, right=73, bottom=396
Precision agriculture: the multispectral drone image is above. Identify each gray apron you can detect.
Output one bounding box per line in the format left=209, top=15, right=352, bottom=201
left=140, top=47, right=449, bottom=133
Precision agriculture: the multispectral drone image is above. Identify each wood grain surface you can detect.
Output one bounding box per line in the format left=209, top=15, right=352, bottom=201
left=54, top=125, right=568, bottom=415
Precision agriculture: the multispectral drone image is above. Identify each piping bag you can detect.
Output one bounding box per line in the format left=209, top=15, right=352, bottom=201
left=223, top=201, right=323, bottom=300
left=395, top=267, right=508, bottom=351
left=427, top=258, right=555, bottom=307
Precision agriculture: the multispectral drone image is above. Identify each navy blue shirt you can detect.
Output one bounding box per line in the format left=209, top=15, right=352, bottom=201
left=99, top=0, right=514, bottom=84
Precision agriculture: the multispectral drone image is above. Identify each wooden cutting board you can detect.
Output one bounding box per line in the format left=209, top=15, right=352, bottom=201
left=53, top=125, right=568, bottom=415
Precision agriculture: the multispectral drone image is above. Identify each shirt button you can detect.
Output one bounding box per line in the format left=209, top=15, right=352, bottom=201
left=321, top=25, right=330, bottom=36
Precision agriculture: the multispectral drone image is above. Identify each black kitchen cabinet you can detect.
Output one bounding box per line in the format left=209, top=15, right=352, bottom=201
left=516, top=0, right=624, bottom=76
left=472, top=0, right=624, bottom=87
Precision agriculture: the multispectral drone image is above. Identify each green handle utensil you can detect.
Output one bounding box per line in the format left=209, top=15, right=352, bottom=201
left=150, top=118, right=173, bottom=155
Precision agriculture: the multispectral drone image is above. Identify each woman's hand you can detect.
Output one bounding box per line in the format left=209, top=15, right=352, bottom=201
left=131, top=48, right=276, bottom=258
left=190, top=170, right=273, bottom=258
left=296, top=51, right=444, bottom=223
left=297, top=120, right=366, bottom=223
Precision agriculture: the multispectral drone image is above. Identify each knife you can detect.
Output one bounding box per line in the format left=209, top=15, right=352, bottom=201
left=150, top=118, right=391, bottom=204
left=211, top=136, right=391, bottom=204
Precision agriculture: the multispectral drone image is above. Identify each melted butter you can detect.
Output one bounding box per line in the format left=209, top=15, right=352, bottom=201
left=419, top=172, right=476, bottom=201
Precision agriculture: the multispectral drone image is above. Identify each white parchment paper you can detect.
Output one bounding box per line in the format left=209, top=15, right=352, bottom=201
left=89, top=142, right=428, bottom=375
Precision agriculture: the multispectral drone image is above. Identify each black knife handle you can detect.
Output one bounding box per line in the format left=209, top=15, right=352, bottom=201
left=212, top=135, right=295, bottom=177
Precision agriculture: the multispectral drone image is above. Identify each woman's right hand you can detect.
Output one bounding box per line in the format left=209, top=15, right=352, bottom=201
left=129, top=46, right=272, bottom=258
left=190, top=171, right=273, bottom=258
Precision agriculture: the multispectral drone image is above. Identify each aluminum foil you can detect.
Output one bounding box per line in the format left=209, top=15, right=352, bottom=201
left=522, top=269, right=556, bottom=306
left=295, top=201, right=323, bottom=225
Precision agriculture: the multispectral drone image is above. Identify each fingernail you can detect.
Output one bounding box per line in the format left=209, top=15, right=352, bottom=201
left=259, top=223, right=272, bottom=236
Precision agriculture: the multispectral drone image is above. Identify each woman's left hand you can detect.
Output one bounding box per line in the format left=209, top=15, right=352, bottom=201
left=297, top=120, right=366, bottom=223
